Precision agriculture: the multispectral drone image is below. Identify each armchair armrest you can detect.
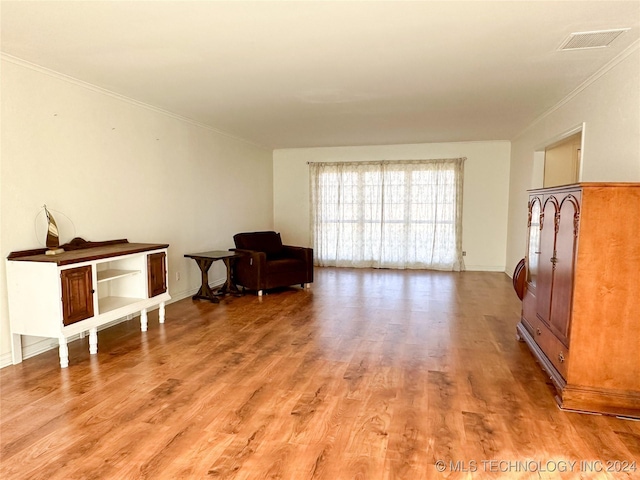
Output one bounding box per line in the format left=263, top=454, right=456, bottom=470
left=282, top=245, right=314, bottom=283
left=229, top=248, right=267, bottom=290
left=282, top=245, right=312, bottom=261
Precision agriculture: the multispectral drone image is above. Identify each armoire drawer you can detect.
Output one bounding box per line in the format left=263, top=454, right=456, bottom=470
left=530, top=315, right=569, bottom=380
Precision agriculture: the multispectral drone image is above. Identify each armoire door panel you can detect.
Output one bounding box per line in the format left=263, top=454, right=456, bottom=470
left=549, top=193, right=580, bottom=346
left=526, top=196, right=542, bottom=293
left=536, top=195, right=559, bottom=327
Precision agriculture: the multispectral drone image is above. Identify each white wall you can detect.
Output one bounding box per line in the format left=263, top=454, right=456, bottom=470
left=0, top=58, right=273, bottom=365
left=506, top=46, right=640, bottom=275
left=274, top=141, right=511, bottom=272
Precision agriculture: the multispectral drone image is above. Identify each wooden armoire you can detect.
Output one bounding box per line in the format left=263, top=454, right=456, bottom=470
left=517, top=183, right=640, bottom=418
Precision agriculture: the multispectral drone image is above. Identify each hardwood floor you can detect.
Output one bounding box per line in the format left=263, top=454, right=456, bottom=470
left=1, top=268, right=639, bottom=479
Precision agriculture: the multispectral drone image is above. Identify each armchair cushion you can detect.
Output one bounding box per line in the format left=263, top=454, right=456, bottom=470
left=267, top=258, right=305, bottom=275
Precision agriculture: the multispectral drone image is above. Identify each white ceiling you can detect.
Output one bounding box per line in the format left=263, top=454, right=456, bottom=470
left=1, top=1, right=639, bottom=149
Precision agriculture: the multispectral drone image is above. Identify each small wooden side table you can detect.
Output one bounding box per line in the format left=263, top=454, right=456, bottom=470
left=184, top=250, right=241, bottom=303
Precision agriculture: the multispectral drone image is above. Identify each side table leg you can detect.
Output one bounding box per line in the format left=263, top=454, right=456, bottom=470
left=218, top=257, right=241, bottom=296
left=193, top=258, right=219, bottom=303
left=59, top=338, right=69, bottom=368
left=141, top=309, right=148, bottom=332
left=89, top=328, right=98, bottom=355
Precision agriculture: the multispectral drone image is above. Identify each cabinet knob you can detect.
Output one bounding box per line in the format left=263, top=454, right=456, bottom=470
left=536, top=328, right=542, bottom=336
left=558, top=352, right=565, bottom=363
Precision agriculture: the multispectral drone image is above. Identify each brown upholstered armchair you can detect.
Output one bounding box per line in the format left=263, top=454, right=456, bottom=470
left=231, top=231, right=313, bottom=296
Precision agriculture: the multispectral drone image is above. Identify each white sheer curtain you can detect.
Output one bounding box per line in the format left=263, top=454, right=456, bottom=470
left=309, top=159, right=465, bottom=271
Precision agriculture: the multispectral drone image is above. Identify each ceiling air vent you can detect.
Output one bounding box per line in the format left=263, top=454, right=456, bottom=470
left=559, top=29, right=630, bottom=50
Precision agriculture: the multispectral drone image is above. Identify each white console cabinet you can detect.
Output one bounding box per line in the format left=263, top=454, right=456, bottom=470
left=6, top=239, right=170, bottom=368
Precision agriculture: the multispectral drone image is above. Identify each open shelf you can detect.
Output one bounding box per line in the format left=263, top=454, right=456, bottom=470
left=97, top=269, right=140, bottom=283
left=98, top=296, right=144, bottom=314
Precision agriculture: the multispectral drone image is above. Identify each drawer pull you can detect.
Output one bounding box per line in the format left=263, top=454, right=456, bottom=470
left=558, top=352, right=565, bottom=363
left=536, top=328, right=542, bottom=336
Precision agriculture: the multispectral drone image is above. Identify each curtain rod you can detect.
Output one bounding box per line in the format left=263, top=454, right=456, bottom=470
left=307, top=158, right=466, bottom=165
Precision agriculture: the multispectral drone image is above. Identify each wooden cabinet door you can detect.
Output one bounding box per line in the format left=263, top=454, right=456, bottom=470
left=526, top=196, right=542, bottom=292
left=61, top=266, right=94, bottom=326
left=548, top=193, right=580, bottom=346
left=536, top=195, right=560, bottom=327
left=147, top=252, right=167, bottom=298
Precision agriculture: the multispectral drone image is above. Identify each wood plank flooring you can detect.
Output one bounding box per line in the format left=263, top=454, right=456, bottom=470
left=1, top=268, right=639, bottom=479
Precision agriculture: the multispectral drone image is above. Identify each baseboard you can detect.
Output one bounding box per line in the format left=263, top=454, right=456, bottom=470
left=561, top=385, right=640, bottom=419
left=0, top=337, right=59, bottom=369
left=0, top=276, right=225, bottom=369
left=464, top=265, right=506, bottom=272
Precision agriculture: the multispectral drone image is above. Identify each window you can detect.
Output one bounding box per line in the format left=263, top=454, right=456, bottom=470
left=309, top=159, right=465, bottom=270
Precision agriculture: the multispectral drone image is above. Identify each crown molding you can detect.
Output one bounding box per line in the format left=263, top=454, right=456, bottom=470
left=1, top=53, right=268, bottom=150
left=513, top=38, right=640, bottom=140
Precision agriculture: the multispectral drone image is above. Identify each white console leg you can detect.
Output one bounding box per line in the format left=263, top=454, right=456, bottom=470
left=89, top=328, right=98, bottom=355
left=159, top=302, right=166, bottom=324
left=58, top=338, right=69, bottom=368
left=140, top=309, right=148, bottom=332
left=11, top=334, right=23, bottom=365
